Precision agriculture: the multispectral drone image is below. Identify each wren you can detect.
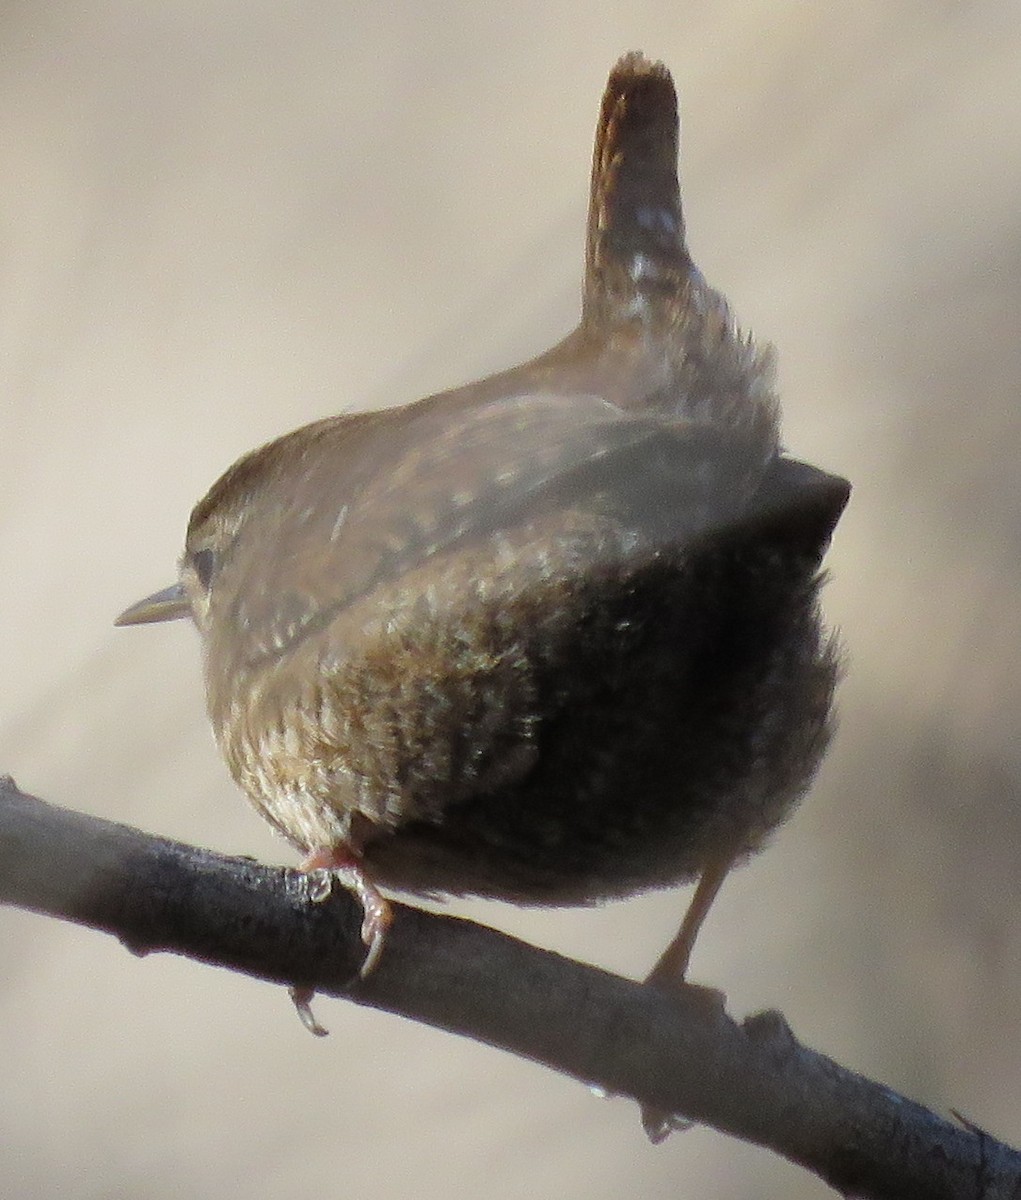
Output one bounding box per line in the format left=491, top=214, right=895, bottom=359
left=117, top=53, right=848, bottom=1074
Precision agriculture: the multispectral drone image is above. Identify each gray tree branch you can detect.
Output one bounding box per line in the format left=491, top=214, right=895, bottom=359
left=0, top=775, right=1017, bottom=1199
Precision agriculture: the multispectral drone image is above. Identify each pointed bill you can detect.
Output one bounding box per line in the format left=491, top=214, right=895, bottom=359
left=115, top=582, right=190, bottom=626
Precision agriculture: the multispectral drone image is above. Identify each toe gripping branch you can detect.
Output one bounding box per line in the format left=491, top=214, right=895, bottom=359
left=288, top=850, right=395, bottom=1036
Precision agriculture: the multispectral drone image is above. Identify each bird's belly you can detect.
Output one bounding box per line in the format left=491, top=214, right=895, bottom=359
left=366, top=546, right=837, bottom=903
left=212, top=520, right=838, bottom=905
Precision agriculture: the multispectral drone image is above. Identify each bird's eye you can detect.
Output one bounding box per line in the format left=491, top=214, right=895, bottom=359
left=191, top=548, right=216, bottom=590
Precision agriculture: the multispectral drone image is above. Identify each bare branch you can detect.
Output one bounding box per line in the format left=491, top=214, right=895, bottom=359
left=0, top=775, right=1017, bottom=1199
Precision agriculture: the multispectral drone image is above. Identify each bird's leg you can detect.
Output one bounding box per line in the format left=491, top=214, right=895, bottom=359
left=288, top=844, right=394, bottom=1037
left=645, top=852, right=735, bottom=991
left=300, top=844, right=394, bottom=974
left=640, top=852, right=737, bottom=1142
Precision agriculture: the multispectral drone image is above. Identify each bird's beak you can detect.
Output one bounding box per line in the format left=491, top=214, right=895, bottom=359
left=114, top=583, right=191, bottom=626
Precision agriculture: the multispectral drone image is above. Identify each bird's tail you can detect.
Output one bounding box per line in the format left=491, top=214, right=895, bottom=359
left=583, top=53, right=692, bottom=325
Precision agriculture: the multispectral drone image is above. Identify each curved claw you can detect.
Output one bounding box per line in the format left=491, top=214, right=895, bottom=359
left=357, top=898, right=392, bottom=977
left=641, top=1106, right=695, bottom=1143
left=287, top=846, right=395, bottom=1036
left=289, top=985, right=330, bottom=1037
left=346, top=870, right=393, bottom=977
left=301, top=856, right=394, bottom=978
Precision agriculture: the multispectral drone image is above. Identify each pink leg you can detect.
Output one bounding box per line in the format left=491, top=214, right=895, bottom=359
left=288, top=844, right=394, bottom=1037
left=645, top=853, right=735, bottom=991
left=641, top=853, right=737, bottom=1142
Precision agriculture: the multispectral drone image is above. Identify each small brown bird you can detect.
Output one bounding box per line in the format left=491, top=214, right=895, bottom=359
left=117, top=52, right=847, bottom=1085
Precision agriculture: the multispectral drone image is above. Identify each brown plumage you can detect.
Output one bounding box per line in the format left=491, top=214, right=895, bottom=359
left=117, top=54, right=848, bottom=1096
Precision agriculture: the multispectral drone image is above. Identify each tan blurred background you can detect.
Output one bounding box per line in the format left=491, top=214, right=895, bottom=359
left=1, top=3, right=1019, bottom=1197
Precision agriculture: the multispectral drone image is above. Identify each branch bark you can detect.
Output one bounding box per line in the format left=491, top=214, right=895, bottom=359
left=0, top=775, right=1016, bottom=1199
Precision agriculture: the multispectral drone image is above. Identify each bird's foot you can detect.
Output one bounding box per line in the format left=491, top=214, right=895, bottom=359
left=288, top=845, right=394, bottom=1037
left=637, top=855, right=736, bottom=1141
left=638, top=966, right=695, bottom=1143
left=299, top=846, right=393, bottom=976
left=642, top=1110, right=695, bottom=1143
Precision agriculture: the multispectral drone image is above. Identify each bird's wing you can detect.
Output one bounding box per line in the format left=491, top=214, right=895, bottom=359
left=229, top=391, right=778, bottom=667
left=318, top=391, right=765, bottom=600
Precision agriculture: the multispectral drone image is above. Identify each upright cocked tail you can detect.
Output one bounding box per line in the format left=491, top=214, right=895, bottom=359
left=583, top=53, right=691, bottom=326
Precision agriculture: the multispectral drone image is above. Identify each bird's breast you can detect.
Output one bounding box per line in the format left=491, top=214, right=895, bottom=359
left=204, top=506, right=641, bottom=850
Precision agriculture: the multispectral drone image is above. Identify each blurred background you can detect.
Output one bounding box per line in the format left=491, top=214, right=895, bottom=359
left=1, top=3, right=1019, bottom=1196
